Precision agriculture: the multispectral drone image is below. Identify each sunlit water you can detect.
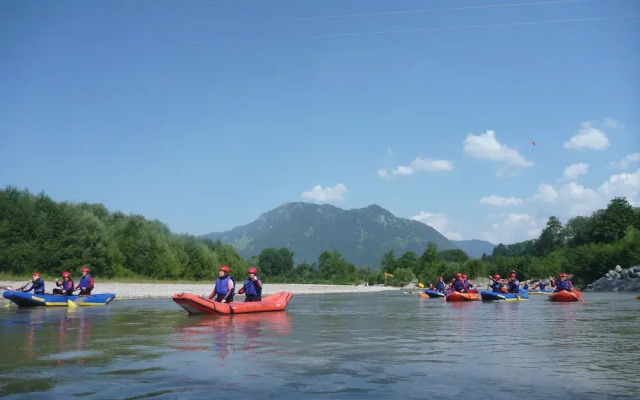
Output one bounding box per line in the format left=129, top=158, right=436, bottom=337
left=0, top=292, right=638, bottom=399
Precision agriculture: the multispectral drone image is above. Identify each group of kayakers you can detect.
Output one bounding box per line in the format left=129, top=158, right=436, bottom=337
left=15, top=268, right=94, bottom=296
left=206, top=266, right=263, bottom=303
left=425, top=271, right=575, bottom=295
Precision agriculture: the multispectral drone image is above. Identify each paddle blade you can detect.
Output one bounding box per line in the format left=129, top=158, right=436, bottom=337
left=4, top=302, right=10, bottom=309
left=67, top=299, right=78, bottom=308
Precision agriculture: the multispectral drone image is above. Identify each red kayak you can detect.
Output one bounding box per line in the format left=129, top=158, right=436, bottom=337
left=549, top=290, right=583, bottom=302
left=446, top=289, right=480, bottom=302
left=173, top=291, right=293, bottom=315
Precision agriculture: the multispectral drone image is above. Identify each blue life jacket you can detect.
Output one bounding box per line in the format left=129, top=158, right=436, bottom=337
left=215, top=276, right=235, bottom=296
left=25, top=278, right=45, bottom=294
left=507, top=279, right=520, bottom=293
left=453, top=279, right=465, bottom=292
left=436, top=281, right=445, bottom=291
left=58, top=279, right=74, bottom=294
left=491, top=281, right=503, bottom=293
left=523, top=284, right=529, bottom=290
left=243, top=277, right=262, bottom=297
left=79, top=275, right=93, bottom=289
left=538, top=282, right=547, bottom=290
left=556, top=280, right=572, bottom=291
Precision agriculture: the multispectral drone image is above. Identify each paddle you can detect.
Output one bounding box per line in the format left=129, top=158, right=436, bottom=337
left=571, top=290, right=585, bottom=303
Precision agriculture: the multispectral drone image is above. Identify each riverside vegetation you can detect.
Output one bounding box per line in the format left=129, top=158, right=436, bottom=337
left=1, top=187, right=639, bottom=288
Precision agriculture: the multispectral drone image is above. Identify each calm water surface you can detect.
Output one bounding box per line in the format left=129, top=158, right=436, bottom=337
left=0, top=292, right=638, bottom=399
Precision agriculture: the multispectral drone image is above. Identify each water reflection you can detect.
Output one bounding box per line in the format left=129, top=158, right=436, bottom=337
left=172, top=312, right=293, bottom=360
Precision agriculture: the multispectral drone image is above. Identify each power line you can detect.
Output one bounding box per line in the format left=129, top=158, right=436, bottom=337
left=183, top=0, right=606, bottom=27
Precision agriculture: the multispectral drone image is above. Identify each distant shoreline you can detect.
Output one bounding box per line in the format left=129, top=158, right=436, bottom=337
left=0, top=280, right=398, bottom=300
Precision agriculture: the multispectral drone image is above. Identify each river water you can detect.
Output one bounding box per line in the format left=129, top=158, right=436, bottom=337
left=0, top=292, right=638, bottom=399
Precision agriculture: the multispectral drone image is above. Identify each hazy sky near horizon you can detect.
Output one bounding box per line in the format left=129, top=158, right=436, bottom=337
left=1, top=0, right=639, bottom=244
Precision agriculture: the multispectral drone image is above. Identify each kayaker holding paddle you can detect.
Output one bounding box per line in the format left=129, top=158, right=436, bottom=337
left=237, top=267, right=262, bottom=302
left=207, top=266, right=236, bottom=303
left=507, top=272, right=520, bottom=293
left=53, top=271, right=75, bottom=295
left=488, top=274, right=503, bottom=293
left=436, top=277, right=446, bottom=292
left=75, top=267, right=94, bottom=295
left=532, top=279, right=548, bottom=290
left=21, top=272, right=45, bottom=294
left=452, top=273, right=467, bottom=293
left=550, top=273, right=573, bottom=292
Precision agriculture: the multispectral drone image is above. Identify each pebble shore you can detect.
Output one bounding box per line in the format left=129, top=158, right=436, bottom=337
left=0, top=280, right=397, bottom=300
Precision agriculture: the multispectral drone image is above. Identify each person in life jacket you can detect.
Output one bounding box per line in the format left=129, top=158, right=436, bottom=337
left=453, top=273, right=467, bottom=293
left=436, top=277, right=446, bottom=292
left=75, top=267, right=94, bottom=295
left=522, top=283, right=529, bottom=291
left=507, top=273, right=520, bottom=293
left=207, top=266, right=236, bottom=303
left=53, top=271, right=75, bottom=295
left=21, top=272, right=45, bottom=294
left=532, top=279, right=548, bottom=290
left=550, top=273, right=573, bottom=292
left=489, top=274, right=503, bottom=293
left=462, top=274, right=473, bottom=290
left=237, top=267, right=262, bottom=302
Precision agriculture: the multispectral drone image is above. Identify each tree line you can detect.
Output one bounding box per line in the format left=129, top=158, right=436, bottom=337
left=1, top=187, right=638, bottom=287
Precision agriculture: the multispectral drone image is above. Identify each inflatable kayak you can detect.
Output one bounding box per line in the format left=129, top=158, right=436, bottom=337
left=549, top=290, right=583, bottom=302
left=2, top=290, right=115, bottom=307
left=529, top=289, right=553, bottom=295
left=423, top=290, right=446, bottom=298
left=445, top=289, right=480, bottom=302
left=173, top=291, right=293, bottom=315
left=480, top=290, right=529, bottom=301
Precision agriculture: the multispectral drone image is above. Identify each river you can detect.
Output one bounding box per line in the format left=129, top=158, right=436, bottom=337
left=0, top=292, right=638, bottom=399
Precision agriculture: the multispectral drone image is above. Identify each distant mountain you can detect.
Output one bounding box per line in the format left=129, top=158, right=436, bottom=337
left=203, top=202, right=457, bottom=267
left=452, top=239, right=496, bottom=259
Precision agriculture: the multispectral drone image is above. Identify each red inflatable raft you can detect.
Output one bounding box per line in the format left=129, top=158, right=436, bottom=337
left=549, top=290, right=583, bottom=302
left=445, top=289, right=480, bottom=302
left=173, top=291, right=293, bottom=315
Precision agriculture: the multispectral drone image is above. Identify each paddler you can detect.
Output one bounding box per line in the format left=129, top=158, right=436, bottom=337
left=532, top=279, right=548, bottom=290
left=507, top=272, right=520, bottom=293
left=489, top=274, right=503, bottom=293
left=436, top=276, right=446, bottom=292
left=237, top=267, right=262, bottom=302
left=75, top=267, right=94, bottom=295
left=550, top=273, right=573, bottom=292
left=207, top=265, right=236, bottom=303
left=53, top=271, right=74, bottom=295
left=21, top=272, right=45, bottom=294
left=452, top=273, right=467, bottom=293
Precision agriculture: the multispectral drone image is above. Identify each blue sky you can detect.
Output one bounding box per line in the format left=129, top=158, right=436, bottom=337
left=1, top=0, right=639, bottom=244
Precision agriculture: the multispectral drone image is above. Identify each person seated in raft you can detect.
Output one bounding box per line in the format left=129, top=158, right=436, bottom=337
left=237, top=267, right=262, bottom=302
left=207, top=265, right=236, bottom=303
left=436, top=277, right=446, bottom=292
left=532, top=279, right=548, bottom=290
left=489, top=274, right=503, bottom=293
left=523, top=283, right=529, bottom=291
left=75, top=267, right=94, bottom=295
left=462, top=274, right=473, bottom=289
left=550, top=273, right=573, bottom=292
left=452, top=273, right=467, bottom=293
left=21, top=272, right=45, bottom=294
left=427, top=283, right=435, bottom=290
left=53, top=271, right=74, bottom=295
left=507, top=273, right=520, bottom=293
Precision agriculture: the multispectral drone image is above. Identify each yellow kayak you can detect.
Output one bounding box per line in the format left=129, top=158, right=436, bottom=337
left=636, top=295, right=640, bottom=300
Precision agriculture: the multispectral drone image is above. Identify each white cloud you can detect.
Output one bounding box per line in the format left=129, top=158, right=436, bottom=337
left=601, top=117, right=624, bottom=130
left=463, top=130, right=534, bottom=169
left=564, top=122, right=610, bottom=150
left=598, top=169, right=640, bottom=204
left=411, top=211, right=462, bottom=240
left=481, top=213, right=540, bottom=244
left=610, top=153, right=640, bottom=170
left=480, top=195, right=523, bottom=206
left=378, top=156, right=453, bottom=178
left=563, top=162, right=589, bottom=180
left=533, top=183, right=558, bottom=203
left=301, top=183, right=347, bottom=202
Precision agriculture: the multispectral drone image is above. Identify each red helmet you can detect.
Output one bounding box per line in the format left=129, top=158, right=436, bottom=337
left=248, top=267, right=258, bottom=275
left=493, top=274, right=501, bottom=280
left=462, top=274, right=467, bottom=279
left=560, top=272, right=568, bottom=277
left=32, top=272, right=41, bottom=278
left=510, top=273, right=516, bottom=278
left=62, top=271, right=71, bottom=278
left=456, top=273, right=462, bottom=278
left=219, top=266, right=230, bottom=273
left=82, top=267, right=91, bottom=273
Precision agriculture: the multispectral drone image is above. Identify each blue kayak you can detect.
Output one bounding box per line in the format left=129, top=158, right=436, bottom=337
left=423, top=290, right=446, bottom=298
left=2, top=290, right=116, bottom=307
left=480, top=290, right=530, bottom=301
